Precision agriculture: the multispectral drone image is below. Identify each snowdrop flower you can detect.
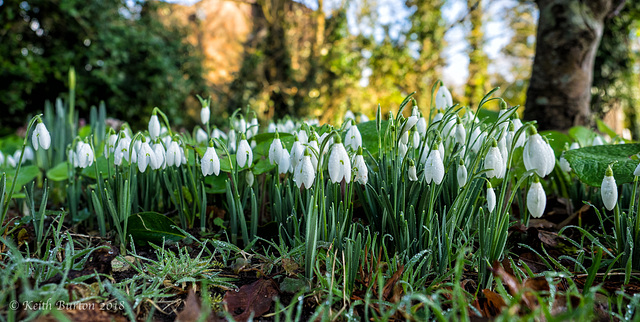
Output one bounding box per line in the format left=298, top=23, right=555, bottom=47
left=248, top=116, right=259, bottom=138
left=114, top=134, right=131, bottom=166
left=196, top=128, right=208, bottom=144
left=328, top=137, right=351, bottom=184
left=76, top=141, right=94, bottom=169
left=153, top=141, right=166, bottom=169
left=424, top=144, right=444, bottom=185
left=180, top=146, right=187, bottom=165
left=201, top=140, right=220, bottom=176
left=297, top=129, right=308, bottom=144
left=487, top=183, right=496, bottom=213
left=345, top=123, right=362, bottom=151
left=435, top=85, right=453, bottom=109
left=294, top=149, right=315, bottom=189
left=166, top=140, right=182, bottom=167
left=485, top=139, right=504, bottom=179
left=420, top=137, right=444, bottom=165
left=32, top=121, right=51, bottom=151
left=236, top=134, right=252, bottom=168
left=284, top=119, right=295, bottom=133
left=454, top=117, right=466, bottom=145
left=104, top=132, right=118, bottom=157
left=400, top=130, right=410, bottom=145
left=0, top=151, right=3, bottom=166
left=403, top=116, right=419, bottom=135
left=601, top=166, right=617, bottom=211
left=457, top=159, right=467, bottom=188
left=416, top=117, right=427, bottom=137
left=269, top=132, right=283, bottom=165
left=7, top=155, right=16, bottom=168
left=236, top=117, right=247, bottom=133
left=441, top=116, right=456, bottom=139
left=22, top=147, right=34, bottom=161
left=212, top=127, right=227, bottom=140
left=267, top=122, right=276, bottom=133
left=360, top=113, right=369, bottom=123
left=137, top=138, right=159, bottom=172
left=634, top=159, right=640, bottom=177
left=569, top=142, right=580, bottom=150
left=308, top=137, right=320, bottom=169
left=506, top=121, right=525, bottom=149
left=228, top=129, right=237, bottom=153
left=592, top=136, right=604, bottom=146
left=433, top=111, right=444, bottom=123
left=559, top=152, right=571, bottom=172
left=277, top=143, right=290, bottom=175
left=290, top=135, right=304, bottom=172
left=470, top=126, right=486, bottom=154
left=344, top=110, right=356, bottom=123
left=411, top=130, right=420, bottom=148
left=353, top=147, right=367, bottom=185
left=201, top=104, right=210, bottom=124
left=246, top=170, right=254, bottom=186
left=408, top=160, right=418, bottom=182
left=527, top=176, right=546, bottom=218
left=498, top=136, right=508, bottom=165
left=398, top=141, right=408, bottom=159
left=523, top=129, right=555, bottom=177
left=148, top=113, right=160, bottom=140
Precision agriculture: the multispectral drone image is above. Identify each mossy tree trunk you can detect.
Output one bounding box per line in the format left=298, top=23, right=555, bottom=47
left=524, top=0, right=623, bottom=131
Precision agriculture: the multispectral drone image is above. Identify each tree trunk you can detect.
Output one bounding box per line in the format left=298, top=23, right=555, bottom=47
left=524, top=0, right=616, bottom=131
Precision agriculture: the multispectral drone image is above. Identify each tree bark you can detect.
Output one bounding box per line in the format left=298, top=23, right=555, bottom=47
left=524, top=0, right=618, bottom=131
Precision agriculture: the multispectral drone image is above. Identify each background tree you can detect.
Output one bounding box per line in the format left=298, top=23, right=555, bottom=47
left=464, top=0, right=489, bottom=108
left=524, top=0, right=625, bottom=131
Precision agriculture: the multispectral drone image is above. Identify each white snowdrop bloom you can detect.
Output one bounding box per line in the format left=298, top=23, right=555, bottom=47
left=267, top=122, right=276, bottom=133
left=148, top=114, right=160, bottom=140
left=195, top=128, right=208, bottom=144
left=236, top=117, right=247, bottom=133
left=435, top=85, right=453, bottom=109
left=32, top=122, right=51, bottom=151
left=454, top=118, right=466, bottom=145
left=278, top=144, right=290, bottom=175
left=569, top=142, right=580, bottom=150
left=437, top=140, right=445, bottom=162
left=308, top=139, right=319, bottom=169
left=12, top=151, right=22, bottom=165
left=559, top=153, right=571, bottom=172
left=236, top=135, right=253, bottom=168
left=408, top=160, right=418, bottom=182
left=470, top=127, right=486, bottom=153
left=416, top=117, right=427, bottom=137
left=424, top=145, right=444, bottom=185
left=487, top=183, right=496, bottom=213
left=114, top=135, right=131, bottom=165
left=601, top=166, right=618, bottom=211
left=137, top=140, right=158, bottom=172
left=0, top=151, right=4, bottom=166
left=153, top=142, right=166, bottom=169
left=498, top=136, right=509, bottom=166
left=248, top=117, right=259, bottom=138
left=319, top=132, right=334, bottom=153
left=592, top=136, right=604, bottom=146
left=7, top=155, right=16, bottom=168
left=398, top=142, right=408, bottom=159
left=523, top=131, right=554, bottom=177
left=201, top=144, right=220, bottom=176
left=22, top=146, right=34, bottom=161
left=457, top=160, right=468, bottom=188
left=180, top=146, right=187, bottom=165
left=201, top=105, right=210, bottom=124
left=411, top=130, right=420, bottom=148
left=345, top=124, right=362, bottom=151
left=269, top=134, right=283, bottom=165
left=400, top=131, right=410, bottom=145
left=289, top=137, right=304, bottom=172
left=76, top=141, right=94, bottom=169
left=344, top=110, right=356, bottom=123
left=246, top=170, right=254, bottom=186
left=527, top=176, right=546, bottom=218
left=228, top=129, right=237, bottom=153
left=166, top=141, right=182, bottom=167
left=441, top=116, right=456, bottom=138
left=353, top=148, right=368, bottom=185
left=297, top=130, right=308, bottom=144
left=543, top=137, right=556, bottom=173
left=104, top=133, right=118, bottom=157
left=485, top=140, right=504, bottom=179
left=360, top=113, right=369, bottom=123
left=284, top=119, right=295, bottom=133
left=328, top=140, right=351, bottom=184
left=403, top=116, right=419, bottom=135
left=433, top=111, right=444, bottom=123
left=294, top=149, right=315, bottom=189
left=212, top=127, right=227, bottom=140
left=506, top=122, right=525, bottom=149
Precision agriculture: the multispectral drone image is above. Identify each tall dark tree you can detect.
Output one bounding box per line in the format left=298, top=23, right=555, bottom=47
left=524, top=0, right=626, bottom=131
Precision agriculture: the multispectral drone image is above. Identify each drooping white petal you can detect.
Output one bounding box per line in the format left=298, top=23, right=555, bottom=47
left=201, top=106, right=210, bottom=124
left=353, top=154, right=368, bottom=185
left=269, top=138, right=283, bottom=165
left=424, top=149, right=444, bottom=185
left=408, top=164, right=418, bottom=181
left=345, top=126, right=362, bottom=151
left=237, top=139, right=252, bottom=168
left=527, top=180, right=546, bottom=218
left=32, top=123, right=51, bottom=151
left=201, top=146, right=220, bottom=176
left=487, top=186, right=496, bottom=213
left=457, top=163, right=467, bottom=188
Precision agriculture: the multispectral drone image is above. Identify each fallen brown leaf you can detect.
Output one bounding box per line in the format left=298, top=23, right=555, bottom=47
left=224, top=278, right=279, bottom=321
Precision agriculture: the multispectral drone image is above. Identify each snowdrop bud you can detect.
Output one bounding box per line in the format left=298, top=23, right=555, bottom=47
left=435, top=85, right=453, bottom=109
left=166, top=140, right=182, bottom=167
left=408, top=160, right=418, bottom=182
left=246, top=170, right=254, bottom=186
left=148, top=113, right=160, bottom=140
left=454, top=117, right=466, bottom=145
left=345, top=122, right=362, bottom=151
left=601, top=166, right=617, bottom=211
left=353, top=147, right=368, bottom=185
left=328, top=137, right=351, bottom=184
left=201, top=105, right=210, bottom=124
left=527, top=176, right=546, bottom=218
left=236, top=134, right=252, bottom=168
left=592, top=136, right=604, bottom=146
left=201, top=141, right=220, bottom=176
left=196, top=128, right=208, bottom=144
left=424, top=143, right=444, bottom=185
left=32, top=121, right=51, bottom=151
left=523, top=129, right=554, bottom=177
left=278, top=143, right=290, bottom=175
left=294, top=149, right=315, bottom=189
left=487, top=183, right=496, bottom=213
left=485, top=139, right=504, bottom=179
left=269, top=132, right=283, bottom=165
left=457, top=159, right=467, bottom=188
